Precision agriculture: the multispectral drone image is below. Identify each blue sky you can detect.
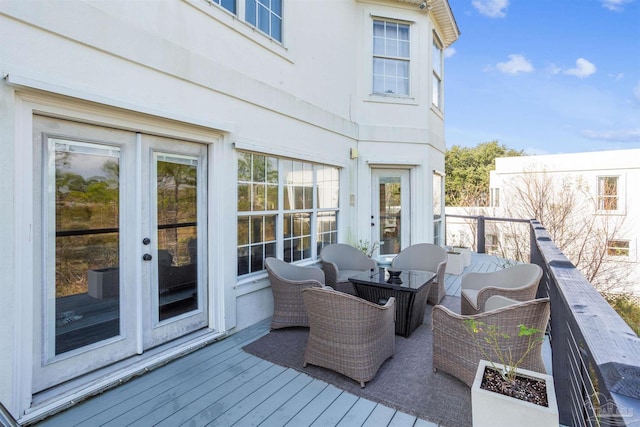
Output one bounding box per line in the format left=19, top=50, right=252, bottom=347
left=444, top=0, right=640, bottom=155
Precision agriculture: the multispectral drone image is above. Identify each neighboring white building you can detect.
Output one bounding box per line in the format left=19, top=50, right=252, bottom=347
left=0, top=0, right=459, bottom=421
left=447, top=149, right=640, bottom=295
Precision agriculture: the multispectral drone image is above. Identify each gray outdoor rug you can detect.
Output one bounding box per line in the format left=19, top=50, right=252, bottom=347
left=242, top=296, right=471, bottom=427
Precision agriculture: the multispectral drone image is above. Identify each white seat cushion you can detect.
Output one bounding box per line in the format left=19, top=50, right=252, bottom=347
left=461, top=288, right=479, bottom=306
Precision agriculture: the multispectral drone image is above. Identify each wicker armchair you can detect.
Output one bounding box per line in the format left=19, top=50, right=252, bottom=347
left=265, top=257, right=325, bottom=330
left=302, top=287, right=396, bottom=388
left=460, top=263, right=543, bottom=315
left=432, top=296, right=550, bottom=386
left=391, top=243, right=447, bottom=304
left=320, top=243, right=377, bottom=295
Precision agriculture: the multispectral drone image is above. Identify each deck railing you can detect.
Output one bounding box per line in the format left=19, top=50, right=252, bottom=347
left=446, top=214, right=640, bottom=426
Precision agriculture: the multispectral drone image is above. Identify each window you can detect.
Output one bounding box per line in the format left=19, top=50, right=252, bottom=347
left=432, top=34, right=443, bottom=108
left=237, top=152, right=339, bottom=276
left=598, top=176, right=618, bottom=211
left=373, top=20, right=410, bottom=96
left=433, top=172, right=443, bottom=246
left=490, top=188, right=500, bottom=207
left=211, top=0, right=236, bottom=14
left=607, top=239, right=630, bottom=257
left=246, top=0, right=282, bottom=42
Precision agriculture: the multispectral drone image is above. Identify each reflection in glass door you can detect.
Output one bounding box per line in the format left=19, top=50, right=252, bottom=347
left=52, top=140, right=123, bottom=355
left=372, top=169, right=410, bottom=256
left=142, top=136, right=208, bottom=350
left=156, top=155, right=199, bottom=321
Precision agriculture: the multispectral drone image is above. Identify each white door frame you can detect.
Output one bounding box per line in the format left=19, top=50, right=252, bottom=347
left=12, top=95, right=224, bottom=416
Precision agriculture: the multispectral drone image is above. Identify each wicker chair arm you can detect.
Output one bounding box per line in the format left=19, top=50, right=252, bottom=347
left=321, top=261, right=340, bottom=288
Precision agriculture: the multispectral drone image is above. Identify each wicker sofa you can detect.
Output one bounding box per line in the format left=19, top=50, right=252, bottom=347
left=265, top=257, right=326, bottom=330
left=432, top=296, right=550, bottom=386
left=302, top=287, right=396, bottom=388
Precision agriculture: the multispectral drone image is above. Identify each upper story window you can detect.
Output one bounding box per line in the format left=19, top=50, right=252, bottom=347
left=246, top=0, right=282, bottom=42
left=597, top=176, right=618, bottom=211
left=373, top=20, right=410, bottom=96
left=237, top=152, right=339, bottom=277
left=607, top=239, right=630, bottom=257
left=211, top=0, right=236, bottom=14
left=432, top=34, right=443, bottom=109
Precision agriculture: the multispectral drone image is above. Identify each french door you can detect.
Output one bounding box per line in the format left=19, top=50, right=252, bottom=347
left=372, top=169, right=411, bottom=256
left=32, top=116, right=208, bottom=392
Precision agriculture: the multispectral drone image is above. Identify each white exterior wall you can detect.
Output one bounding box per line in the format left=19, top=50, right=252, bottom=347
left=489, top=150, right=640, bottom=295
left=0, top=0, right=458, bottom=420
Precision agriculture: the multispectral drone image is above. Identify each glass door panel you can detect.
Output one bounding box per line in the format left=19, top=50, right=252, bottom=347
left=52, top=140, right=121, bottom=354
left=156, top=155, right=199, bottom=321
left=372, top=169, right=411, bottom=256
left=142, top=135, right=208, bottom=350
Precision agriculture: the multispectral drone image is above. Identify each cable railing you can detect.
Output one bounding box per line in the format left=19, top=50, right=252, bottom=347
left=446, top=214, right=640, bottom=426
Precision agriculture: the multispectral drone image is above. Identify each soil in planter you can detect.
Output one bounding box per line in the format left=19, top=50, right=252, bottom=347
left=481, top=366, right=549, bottom=407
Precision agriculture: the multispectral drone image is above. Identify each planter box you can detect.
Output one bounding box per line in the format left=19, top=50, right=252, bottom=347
left=88, top=267, right=120, bottom=299
left=453, top=247, right=472, bottom=266
left=472, top=360, right=558, bottom=427
left=445, top=252, right=464, bottom=275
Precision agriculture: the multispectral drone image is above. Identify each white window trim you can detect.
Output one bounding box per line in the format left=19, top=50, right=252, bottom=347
left=596, top=174, right=626, bottom=215
left=364, top=12, right=418, bottom=106
left=432, top=31, right=444, bottom=111
left=235, top=150, right=342, bottom=281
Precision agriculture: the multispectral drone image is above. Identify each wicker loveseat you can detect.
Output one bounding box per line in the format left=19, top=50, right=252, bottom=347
left=432, top=296, right=550, bottom=386
left=302, top=287, right=396, bottom=388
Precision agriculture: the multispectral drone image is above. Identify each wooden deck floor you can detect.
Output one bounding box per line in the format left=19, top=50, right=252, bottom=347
left=36, top=253, right=506, bottom=427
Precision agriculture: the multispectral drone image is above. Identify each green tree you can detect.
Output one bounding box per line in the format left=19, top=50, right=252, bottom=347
left=445, top=141, right=524, bottom=206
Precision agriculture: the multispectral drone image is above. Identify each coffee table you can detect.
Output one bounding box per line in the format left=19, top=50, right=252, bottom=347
left=348, top=269, right=436, bottom=337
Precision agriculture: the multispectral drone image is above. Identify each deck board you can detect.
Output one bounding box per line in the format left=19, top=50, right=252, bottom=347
left=38, top=253, right=504, bottom=427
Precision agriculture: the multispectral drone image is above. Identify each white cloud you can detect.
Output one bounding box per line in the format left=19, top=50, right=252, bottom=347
left=472, top=0, right=509, bottom=18
left=496, top=54, right=534, bottom=75
left=445, top=47, right=457, bottom=58
left=564, top=58, right=596, bottom=78
left=582, top=128, right=640, bottom=142
left=602, top=0, right=633, bottom=11
left=545, top=63, right=562, bottom=75
left=634, top=81, right=640, bottom=102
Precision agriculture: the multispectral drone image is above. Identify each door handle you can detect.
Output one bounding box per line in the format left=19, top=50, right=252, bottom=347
left=143, top=254, right=152, bottom=261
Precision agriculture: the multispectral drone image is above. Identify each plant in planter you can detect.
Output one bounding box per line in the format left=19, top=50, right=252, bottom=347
left=464, top=319, right=559, bottom=426
left=352, top=239, right=379, bottom=258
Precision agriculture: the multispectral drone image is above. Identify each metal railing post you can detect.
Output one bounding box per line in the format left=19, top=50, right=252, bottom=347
left=477, top=215, right=485, bottom=253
